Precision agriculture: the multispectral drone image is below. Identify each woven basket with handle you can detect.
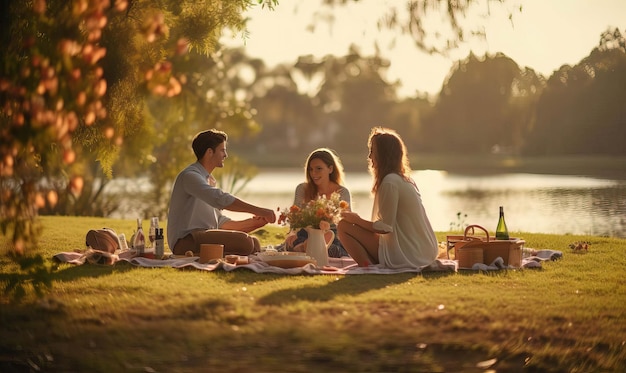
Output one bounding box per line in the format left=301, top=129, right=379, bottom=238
left=456, top=246, right=484, bottom=268
left=452, top=225, right=525, bottom=267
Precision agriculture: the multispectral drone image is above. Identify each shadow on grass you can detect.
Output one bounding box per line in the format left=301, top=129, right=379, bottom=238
left=454, top=267, right=544, bottom=277
left=256, top=273, right=420, bottom=305
left=253, top=265, right=540, bottom=306
left=48, top=260, right=135, bottom=282
left=0, top=306, right=534, bottom=373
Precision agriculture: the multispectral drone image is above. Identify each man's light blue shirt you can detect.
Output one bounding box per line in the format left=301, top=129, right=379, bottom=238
left=166, top=162, right=236, bottom=249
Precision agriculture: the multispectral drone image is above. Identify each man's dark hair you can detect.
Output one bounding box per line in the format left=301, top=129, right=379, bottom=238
left=192, top=129, right=228, bottom=160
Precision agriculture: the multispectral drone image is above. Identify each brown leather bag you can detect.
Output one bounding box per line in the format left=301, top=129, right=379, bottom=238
left=85, top=228, right=121, bottom=254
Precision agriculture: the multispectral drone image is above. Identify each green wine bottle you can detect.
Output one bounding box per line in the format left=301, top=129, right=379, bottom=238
left=495, top=206, right=509, bottom=240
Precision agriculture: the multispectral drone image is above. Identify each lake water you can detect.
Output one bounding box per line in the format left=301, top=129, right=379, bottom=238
left=110, top=169, right=626, bottom=238
left=226, top=169, right=626, bottom=238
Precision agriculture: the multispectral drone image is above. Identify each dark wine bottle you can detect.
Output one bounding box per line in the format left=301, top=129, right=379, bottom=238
left=495, top=206, right=509, bottom=240
left=155, top=228, right=164, bottom=259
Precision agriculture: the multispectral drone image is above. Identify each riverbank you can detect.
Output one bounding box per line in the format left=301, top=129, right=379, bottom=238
left=1, top=216, right=625, bottom=372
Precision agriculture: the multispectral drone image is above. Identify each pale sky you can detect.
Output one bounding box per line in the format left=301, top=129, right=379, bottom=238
left=225, top=0, right=626, bottom=97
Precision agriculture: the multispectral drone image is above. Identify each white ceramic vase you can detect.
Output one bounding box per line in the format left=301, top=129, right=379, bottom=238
left=305, top=227, right=334, bottom=267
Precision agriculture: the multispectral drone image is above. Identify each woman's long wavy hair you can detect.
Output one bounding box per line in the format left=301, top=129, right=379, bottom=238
left=304, top=148, right=345, bottom=202
left=368, top=127, right=413, bottom=193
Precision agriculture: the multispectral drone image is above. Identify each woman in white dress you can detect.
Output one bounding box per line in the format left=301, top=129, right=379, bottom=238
left=337, top=127, right=438, bottom=268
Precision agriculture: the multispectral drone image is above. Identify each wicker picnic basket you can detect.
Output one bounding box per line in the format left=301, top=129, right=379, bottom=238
left=450, top=225, right=524, bottom=267
left=456, top=246, right=484, bottom=268
left=445, top=225, right=486, bottom=259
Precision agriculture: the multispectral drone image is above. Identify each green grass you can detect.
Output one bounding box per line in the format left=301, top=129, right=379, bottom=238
left=1, top=216, right=625, bottom=372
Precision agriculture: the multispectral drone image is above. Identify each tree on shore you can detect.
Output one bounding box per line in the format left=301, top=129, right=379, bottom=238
left=525, top=28, right=626, bottom=156
left=0, top=0, right=277, bottom=297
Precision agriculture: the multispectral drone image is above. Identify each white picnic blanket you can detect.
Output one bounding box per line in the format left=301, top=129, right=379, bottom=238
left=52, top=249, right=562, bottom=274
left=53, top=251, right=457, bottom=274
left=466, top=249, right=563, bottom=270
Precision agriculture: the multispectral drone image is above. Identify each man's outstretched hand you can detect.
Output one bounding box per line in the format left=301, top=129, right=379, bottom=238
left=257, top=208, right=276, bottom=224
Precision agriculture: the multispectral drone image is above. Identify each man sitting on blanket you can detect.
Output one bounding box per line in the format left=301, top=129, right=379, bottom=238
left=167, top=129, right=276, bottom=256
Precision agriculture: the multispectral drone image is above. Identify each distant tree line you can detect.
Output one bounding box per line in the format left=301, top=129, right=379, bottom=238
left=233, top=27, right=626, bottom=161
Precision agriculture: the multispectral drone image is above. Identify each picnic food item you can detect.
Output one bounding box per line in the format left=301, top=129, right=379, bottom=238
left=225, top=255, right=238, bottom=264
left=258, top=251, right=317, bottom=268
left=199, top=244, right=223, bottom=264
left=495, top=206, right=509, bottom=240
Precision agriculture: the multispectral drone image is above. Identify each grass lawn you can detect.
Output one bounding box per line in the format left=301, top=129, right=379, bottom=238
left=1, top=216, right=625, bottom=372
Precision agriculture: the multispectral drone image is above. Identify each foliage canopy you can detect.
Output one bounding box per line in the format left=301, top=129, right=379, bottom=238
left=0, top=0, right=277, bottom=259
